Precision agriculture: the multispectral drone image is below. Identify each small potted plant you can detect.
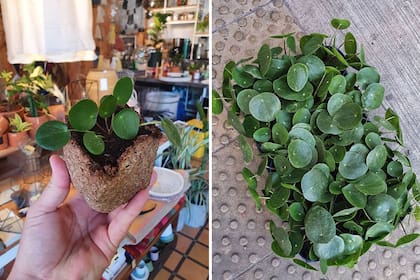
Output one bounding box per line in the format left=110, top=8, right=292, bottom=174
left=7, top=114, right=31, bottom=147
left=1, top=63, right=64, bottom=139
left=147, top=13, right=170, bottom=67
left=36, top=77, right=166, bottom=213
left=213, top=18, right=420, bottom=273
left=0, top=70, right=24, bottom=119
left=185, top=174, right=208, bottom=228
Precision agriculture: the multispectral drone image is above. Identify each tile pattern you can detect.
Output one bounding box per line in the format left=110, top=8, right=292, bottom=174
left=152, top=223, right=209, bottom=280
left=212, top=0, right=420, bottom=279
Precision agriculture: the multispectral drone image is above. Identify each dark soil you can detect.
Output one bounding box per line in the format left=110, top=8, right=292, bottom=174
left=71, top=113, right=154, bottom=169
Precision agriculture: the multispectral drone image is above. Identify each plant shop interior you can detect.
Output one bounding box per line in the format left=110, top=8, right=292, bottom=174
left=0, top=0, right=209, bottom=279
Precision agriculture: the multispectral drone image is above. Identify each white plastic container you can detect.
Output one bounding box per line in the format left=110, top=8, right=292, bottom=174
left=144, top=91, right=180, bottom=120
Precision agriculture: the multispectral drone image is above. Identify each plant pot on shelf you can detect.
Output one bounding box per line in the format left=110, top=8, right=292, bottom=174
left=24, top=113, right=49, bottom=140
left=0, top=104, right=24, bottom=120
left=7, top=131, right=29, bottom=147
left=63, top=125, right=161, bottom=213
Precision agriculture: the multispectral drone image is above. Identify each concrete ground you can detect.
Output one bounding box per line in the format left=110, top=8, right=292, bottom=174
left=212, top=0, right=420, bottom=279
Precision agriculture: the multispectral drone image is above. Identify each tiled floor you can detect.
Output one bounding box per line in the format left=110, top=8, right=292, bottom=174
left=153, top=222, right=209, bottom=280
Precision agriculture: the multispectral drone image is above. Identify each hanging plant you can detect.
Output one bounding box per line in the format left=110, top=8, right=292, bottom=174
left=213, top=18, right=420, bottom=273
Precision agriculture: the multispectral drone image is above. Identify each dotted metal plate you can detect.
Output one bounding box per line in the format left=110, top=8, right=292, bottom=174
left=212, top=1, right=420, bottom=279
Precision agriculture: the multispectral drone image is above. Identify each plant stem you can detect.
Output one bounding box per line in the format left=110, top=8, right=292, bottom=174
left=27, top=93, right=38, bottom=117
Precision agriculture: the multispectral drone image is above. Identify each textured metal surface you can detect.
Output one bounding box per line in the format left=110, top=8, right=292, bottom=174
left=212, top=0, right=420, bottom=279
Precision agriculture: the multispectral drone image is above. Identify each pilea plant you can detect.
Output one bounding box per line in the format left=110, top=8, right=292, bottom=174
left=36, top=77, right=146, bottom=154
left=213, top=18, right=420, bottom=273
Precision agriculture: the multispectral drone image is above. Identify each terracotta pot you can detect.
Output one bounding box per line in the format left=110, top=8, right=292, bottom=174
left=0, top=134, right=8, bottom=150
left=0, top=116, right=9, bottom=135
left=47, top=104, right=66, bottom=122
left=63, top=125, right=162, bottom=213
left=24, top=113, right=49, bottom=140
left=0, top=105, right=25, bottom=120
left=7, top=131, right=29, bottom=147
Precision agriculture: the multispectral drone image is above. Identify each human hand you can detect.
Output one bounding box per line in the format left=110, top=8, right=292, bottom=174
left=8, top=154, right=156, bottom=280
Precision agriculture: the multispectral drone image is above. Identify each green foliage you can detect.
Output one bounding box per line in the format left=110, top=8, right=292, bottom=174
left=215, top=18, right=419, bottom=272
left=147, top=12, right=170, bottom=48
left=8, top=114, right=32, bottom=133
left=36, top=77, right=151, bottom=156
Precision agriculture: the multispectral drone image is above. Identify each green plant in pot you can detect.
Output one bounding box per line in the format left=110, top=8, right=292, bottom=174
left=7, top=114, right=31, bottom=147
left=35, top=77, right=168, bottom=213
left=147, top=12, right=170, bottom=68
left=213, top=18, right=420, bottom=273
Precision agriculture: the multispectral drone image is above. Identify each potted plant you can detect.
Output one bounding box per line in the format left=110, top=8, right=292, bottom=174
left=0, top=70, right=24, bottom=119
left=7, top=114, right=31, bottom=147
left=147, top=12, right=170, bottom=68
left=213, top=18, right=420, bottom=273
left=185, top=174, right=208, bottom=228
left=1, top=63, right=64, bottom=139
left=35, top=77, right=171, bottom=213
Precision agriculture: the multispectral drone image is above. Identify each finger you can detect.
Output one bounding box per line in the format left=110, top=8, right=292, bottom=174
left=107, top=171, right=156, bottom=245
left=32, top=155, right=70, bottom=213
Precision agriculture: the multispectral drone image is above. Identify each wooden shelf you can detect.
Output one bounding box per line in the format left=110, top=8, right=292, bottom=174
left=167, top=20, right=196, bottom=25
left=194, top=33, right=209, bottom=37
left=150, top=5, right=197, bottom=12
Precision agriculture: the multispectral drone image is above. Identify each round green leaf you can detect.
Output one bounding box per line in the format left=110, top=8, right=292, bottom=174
left=249, top=92, right=281, bottom=122
left=345, top=73, right=357, bottom=91
left=354, top=172, right=387, bottom=195
left=274, top=155, right=292, bottom=176
left=237, top=89, right=259, bottom=114
left=288, top=139, right=313, bottom=168
left=305, top=206, right=336, bottom=244
left=331, top=18, right=351, bottom=30
left=243, top=115, right=260, bottom=137
left=69, top=99, right=98, bottom=131
left=339, top=150, right=368, bottom=180
left=268, top=187, right=290, bottom=208
left=366, top=194, right=397, bottom=222
left=387, top=161, right=403, bottom=177
left=314, top=236, right=345, bottom=259
left=364, top=123, right=379, bottom=135
left=258, top=44, right=272, bottom=76
left=276, top=110, right=292, bottom=130
left=362, top=83, right=385, bottom=110
left=289, top=127, right=315, bottom=147
left=261, top=142, right=282, bottom=153
left=356, top=67, right=380, bottom=89
left=253, top=127, right=271, bottom=142
left=113, top=76, right=133, bottom=105
left=301, top=34, right=325, bottom=55
left=233, top=67, right=254, bottom=88
left=273, top=76, right=313, bottom=101
left=270, top=221, right=292, bottom=256
left=99, top=95, right=117, bottom=118
left=265, top=58, right=290, bottom=80
left=366, top=145, right=387, bottom=171
left=297, top=55, right=325, bottom=82
left=329, top=181, right=342, bottom=195
left=329, top=145, right=346, bottom=162
left=83, top=132, right=105, bottom=155
left=272, top=123, right=289, bottom=145
left=328, top=75, right=347, bottom=94
left=292, top=108, right=311, bottom=125
left=344, top=32, right=357, bottom=55
left=287, top=63, right=309, bottom=92
left=253, top=79, right=273, bottom=92
left=289, top=202, right=305, bottom=221
left=342, top=184, right=367, bottom=208
left=111, top=108, right=140, bottom=140
left=36, top=121, right=71, bottom=151
left=365, top=132, right=382, bottom=149
left=327, top=93, right=352, bottom=116
left=332, top=102, right=362, bottom=130
left=317, top=110, right=342, bottom=135
left=312, top=163, right=330, bottom=177
left=302, top=169, right=329, bottom=202
left=340, top=234, right=363, bottom=255
left=365, top=222, right=394, bottom=240
left=242, top=64, right=263, bottom=79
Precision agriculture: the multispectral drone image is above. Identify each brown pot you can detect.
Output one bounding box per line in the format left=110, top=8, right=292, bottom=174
left=0, top=134, right=8, bottom=150
left=24, top=113, right=49, bottom=140
left=63, top=125, right=162, bottom=213
left=0, top=105, right=25, bottom=120
left=0, top=116, right=9, bottom=135
left=7, top=131, right=29, bottom=147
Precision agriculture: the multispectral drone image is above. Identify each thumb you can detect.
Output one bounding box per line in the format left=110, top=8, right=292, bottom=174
left=32, top=154, right=70, bottom=213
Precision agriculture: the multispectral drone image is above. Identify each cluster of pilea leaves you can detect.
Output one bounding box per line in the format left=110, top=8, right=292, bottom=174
left=213, top=18, right=420, bottom=273
left=36, top=77, right=142, bottom=155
